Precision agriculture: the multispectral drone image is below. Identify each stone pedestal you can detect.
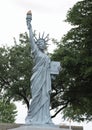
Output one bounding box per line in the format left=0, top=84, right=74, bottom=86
left=8, top=125, right=68, bottom=130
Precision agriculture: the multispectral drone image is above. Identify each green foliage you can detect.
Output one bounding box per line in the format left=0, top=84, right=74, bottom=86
left=0, top=47, right=9, bottom=92
left=0, top=32, right=33, bottom=109
left=0, top=98, right=17, bottom=123
left=66, top=0, right=92, bottom=27
left=51, top=0, right=92, bottom=121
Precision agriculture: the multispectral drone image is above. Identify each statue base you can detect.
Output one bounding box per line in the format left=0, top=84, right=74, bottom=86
left=8, top=125, right=69, bottom=130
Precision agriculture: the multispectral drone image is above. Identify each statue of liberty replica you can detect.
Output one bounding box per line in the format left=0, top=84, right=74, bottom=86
left=25, top=10, right=61, bottom=126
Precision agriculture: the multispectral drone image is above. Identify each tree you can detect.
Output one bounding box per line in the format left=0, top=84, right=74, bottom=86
left=0, top=46, right=9, bottom=93
left=51, top=0, right=92, bottom=121
left=5, top=33, right=33, bottom=109
left=0, top=97, right=17, bottom=123
left=0, top=33, right=33, bottom=111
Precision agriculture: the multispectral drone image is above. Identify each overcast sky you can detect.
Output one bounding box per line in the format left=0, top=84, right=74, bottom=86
left=0, top=0, right=92, bottom=130
left=0, top=0, right=78, bottom=47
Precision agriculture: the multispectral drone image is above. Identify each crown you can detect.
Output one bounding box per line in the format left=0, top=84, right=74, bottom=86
left=34, top=31, right=50, bottom=45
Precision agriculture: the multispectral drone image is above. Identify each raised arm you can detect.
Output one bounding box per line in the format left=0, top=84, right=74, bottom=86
left=26, top=10, right=37, bottom=52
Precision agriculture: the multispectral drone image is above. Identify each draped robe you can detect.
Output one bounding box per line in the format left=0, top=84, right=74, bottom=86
left=25, top=45, right=53, bottom=125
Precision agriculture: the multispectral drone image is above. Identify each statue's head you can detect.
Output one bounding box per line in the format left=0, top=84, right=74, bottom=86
left=36, top=39, right=46, bottom=50
left=34, top=32, right=49, bottom=51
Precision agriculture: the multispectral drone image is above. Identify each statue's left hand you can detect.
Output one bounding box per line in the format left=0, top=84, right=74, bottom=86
left=51, top=75, right=56, bottom=80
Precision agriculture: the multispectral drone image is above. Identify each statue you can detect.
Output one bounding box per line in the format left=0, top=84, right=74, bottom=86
left=25, top=10, right=61, bottom=126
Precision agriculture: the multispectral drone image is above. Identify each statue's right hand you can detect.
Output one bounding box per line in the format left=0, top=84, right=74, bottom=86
left=26, top=20, right=31, bottom=30
left=26, top=11, right=32, bottom=30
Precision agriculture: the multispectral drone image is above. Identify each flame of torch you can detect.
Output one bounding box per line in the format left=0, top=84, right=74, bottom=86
left=26, top=10, right=32, bottom=29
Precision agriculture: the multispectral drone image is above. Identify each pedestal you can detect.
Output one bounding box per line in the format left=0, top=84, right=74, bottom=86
left=8, top=125, right=69, bottom=130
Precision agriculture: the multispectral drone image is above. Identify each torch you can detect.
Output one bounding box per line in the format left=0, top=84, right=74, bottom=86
left=26, top=10, right=32, bottom=30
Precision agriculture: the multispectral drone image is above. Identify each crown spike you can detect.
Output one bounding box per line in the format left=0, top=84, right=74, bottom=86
left=45, top=39, right=50, bottom=42
left=44, top=34, right=49, bottom=40
left=39, top=32, right=41, bottom=39
left=42, top=32, right=45, bottom=39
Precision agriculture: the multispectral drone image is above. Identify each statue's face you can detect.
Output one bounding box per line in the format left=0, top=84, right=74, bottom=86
left=37, top=39, right=45, bottom=50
